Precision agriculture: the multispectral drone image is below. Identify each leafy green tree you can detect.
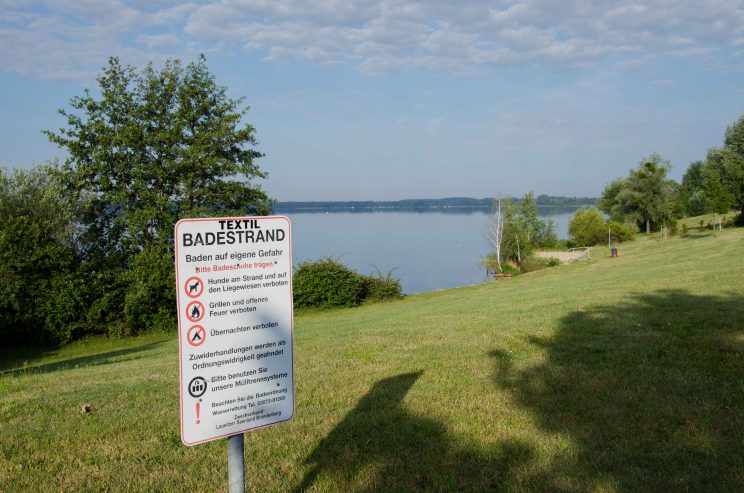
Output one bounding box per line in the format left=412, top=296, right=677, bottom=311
left=702, top=115, right=744, bottom=222
left=0, top=166, right=78, bottom=344
left=45, top=56, right=272, bottom=258
left=600, top=154, right=678, bottom=233
left=568, top=207, right=607, bottom=246
left=487, top=192, right=555, bottom=271
left=516, top=192, right=556, bottom=247
left=598, top=178, right=626, bottom=221
left=679, top=161, right=710, bottom=216
left=44, top=56, right=273, bottom=335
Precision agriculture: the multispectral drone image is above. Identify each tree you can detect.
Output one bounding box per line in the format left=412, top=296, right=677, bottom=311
left=485, top=192, right=554, bottom=272
left=44, top=56, right=273, bottom=335
left=485, top=195, right=507, bottom=273
left=45, top=56, right=272, bottom=258
left=568, top=207, right=607, bottom=246
left=702, top=115, right=744, bottom=223
left=600, top=154, right=678, bottom=233
left=679, top=161, right=710, bottom=217
left=598, top=178, right=626, bottom=221
left=0, top=166, right=76, bottom=344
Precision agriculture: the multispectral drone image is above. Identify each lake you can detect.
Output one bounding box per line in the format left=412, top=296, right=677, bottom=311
left=284, top=209, right=575, bottom=294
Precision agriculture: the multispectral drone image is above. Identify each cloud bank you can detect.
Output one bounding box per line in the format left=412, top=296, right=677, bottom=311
left=1, top=1, right=743, bottom=78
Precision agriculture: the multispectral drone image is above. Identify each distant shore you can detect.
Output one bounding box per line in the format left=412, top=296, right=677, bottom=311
left=274, top=196, right=596, bottom=213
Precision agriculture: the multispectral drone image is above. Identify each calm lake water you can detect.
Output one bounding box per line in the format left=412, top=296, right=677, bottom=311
left=284, top=209, right=575, bottom=294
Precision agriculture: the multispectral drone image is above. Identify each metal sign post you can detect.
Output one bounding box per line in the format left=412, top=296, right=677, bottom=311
left=228, top=433, right=245, bottom=493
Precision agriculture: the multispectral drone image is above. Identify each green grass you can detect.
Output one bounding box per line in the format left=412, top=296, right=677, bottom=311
left=2, top=227, right=743, bottom=492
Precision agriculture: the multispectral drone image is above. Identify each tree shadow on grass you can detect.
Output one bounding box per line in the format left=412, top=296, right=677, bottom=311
left=295, top=371, right=533, bottom=492
left=491, top=289, right=744, bottom=492
left=0, top=340, right=166, bottom=376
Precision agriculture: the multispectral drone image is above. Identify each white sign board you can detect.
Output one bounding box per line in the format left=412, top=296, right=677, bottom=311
left=175, top=216, right=294, bottom=445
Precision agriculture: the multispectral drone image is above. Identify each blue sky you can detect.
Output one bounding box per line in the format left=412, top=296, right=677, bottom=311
left=1, top=1, right=743, bottom=201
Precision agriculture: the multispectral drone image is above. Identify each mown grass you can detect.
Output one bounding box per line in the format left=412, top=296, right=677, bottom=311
left=2, top=225, right=743, bottom=492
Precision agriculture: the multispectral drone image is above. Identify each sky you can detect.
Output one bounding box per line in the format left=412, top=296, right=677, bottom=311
left=1, top=1, right=743, bottom=201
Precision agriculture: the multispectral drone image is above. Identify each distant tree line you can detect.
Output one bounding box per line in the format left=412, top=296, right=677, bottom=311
left=275, top=195, right=596, bottom=213
left=0, top=57, right=272, bottom=345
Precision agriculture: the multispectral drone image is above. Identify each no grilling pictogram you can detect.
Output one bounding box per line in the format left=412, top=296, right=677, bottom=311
left=187, top=325, right=206, bottom=347
left=186, top=301, right=205, bottom=322
left=184, top=276, right=204, bottom=298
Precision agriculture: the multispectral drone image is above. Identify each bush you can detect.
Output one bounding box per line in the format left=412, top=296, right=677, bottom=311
left=124, top=243, right=176, bottom=335
left=568, top=207, right=607, bottom=246
left=0, top=166, right=78, bottom=345
left=293, top=258, right=367, bottom=308
left=608, top=221, right=635, bottom=243
left=523, top=256, right=560, bottom=272
left=293, top=258, right=402, bottom=309
left=361, top=269, right=402, bottom=302
left=668, top=218, right=679, bottom=236
left=481, top=252, right=500, bottom=274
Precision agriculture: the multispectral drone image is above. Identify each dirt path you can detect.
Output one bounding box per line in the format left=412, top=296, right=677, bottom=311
left=534, top=249, right=591, bottom=264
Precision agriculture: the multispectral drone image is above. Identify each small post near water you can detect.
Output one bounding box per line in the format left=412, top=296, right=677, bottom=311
left=175, top=216, right=295, bottom=491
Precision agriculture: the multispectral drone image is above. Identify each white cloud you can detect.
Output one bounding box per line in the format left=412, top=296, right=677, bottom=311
left=2, top=0, right=743, bottom=78
left=0, top=1, right=198, bottom=78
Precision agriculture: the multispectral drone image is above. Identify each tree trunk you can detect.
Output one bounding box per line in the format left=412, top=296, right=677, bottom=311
left=646, top=217, right=651, bottom=234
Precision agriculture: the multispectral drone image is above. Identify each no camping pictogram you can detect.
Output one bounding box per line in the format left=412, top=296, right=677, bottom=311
left=184, top=276, right=204, bottom=298
left=187, top=325, right=206, bottom=347
left=186, top=301, right=205, bottom=322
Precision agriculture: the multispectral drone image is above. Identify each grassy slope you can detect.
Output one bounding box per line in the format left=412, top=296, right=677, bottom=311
left=1, top=227, right=743, bottom=492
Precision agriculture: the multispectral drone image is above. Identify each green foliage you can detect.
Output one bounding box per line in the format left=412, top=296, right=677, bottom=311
left=607, top=220, right=635, bottom=242
left=523, top=256, right=561, bottom=272
left=293, top=257, right=365, bottom=308
left=598, top=178, right=625, bottom=221
left=45, top=56, right=272, bottom=258
left=600, top=154, right=679, bottom=233
left=678, top=161, right=711, bottom=216
left=362, top=267, right=403, bottom=302
left=11, top=56, right=276, bottom=344
left=293, top=258, right=402, bottom=309
left=495, top=192, right=557, bottom=271
left=0, top=166, right=78, bottom=345
left=568, top=207, right=607, bottom=246
left=123, top=243, right=176, bottom=335
left=500, top=263, right=522, bottom=276
left=481, top=252, right=500, bottom=273
left=699, top=115, right=744, bottom=220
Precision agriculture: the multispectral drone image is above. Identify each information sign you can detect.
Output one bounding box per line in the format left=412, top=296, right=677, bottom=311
left=175, top=216, right=294, bottom=445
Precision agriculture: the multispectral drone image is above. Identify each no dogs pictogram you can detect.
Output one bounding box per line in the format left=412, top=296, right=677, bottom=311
left=184, top=276, right=204, bottom=298
left=186, top=301, right=205, bottom=322
left=187, top=325, right=206, bottom=347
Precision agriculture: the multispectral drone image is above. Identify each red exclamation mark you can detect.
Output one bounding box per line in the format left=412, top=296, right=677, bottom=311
left=196, top=401, right=201, bottom=425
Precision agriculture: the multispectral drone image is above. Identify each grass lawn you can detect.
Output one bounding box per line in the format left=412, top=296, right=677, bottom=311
left=1, top=225, right=743, bottom=492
